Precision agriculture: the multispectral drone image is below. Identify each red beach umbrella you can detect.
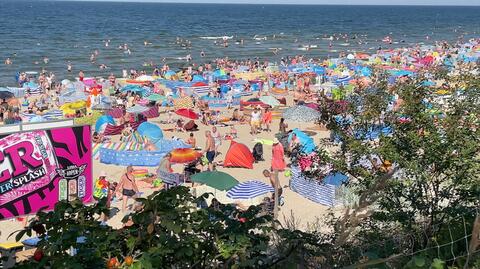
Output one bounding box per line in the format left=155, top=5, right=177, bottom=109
left=175, top=108, right=199, bottom=119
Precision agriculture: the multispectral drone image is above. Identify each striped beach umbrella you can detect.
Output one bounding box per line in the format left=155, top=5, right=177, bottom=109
left=226, top=180, right=274, bottom=200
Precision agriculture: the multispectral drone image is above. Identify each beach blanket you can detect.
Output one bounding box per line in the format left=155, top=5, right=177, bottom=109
left=92, top=141, right=144, bottom=160
left=253, top=138, right=274, bottom=146
left=103, top=119, right=145, bottom=136
left=100, top=148, right=166, bottom=167
left=107, top=107, right=125, bottom=119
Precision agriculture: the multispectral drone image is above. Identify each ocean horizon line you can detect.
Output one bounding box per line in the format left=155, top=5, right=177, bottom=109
left=13, top=0, right=480, bottom=7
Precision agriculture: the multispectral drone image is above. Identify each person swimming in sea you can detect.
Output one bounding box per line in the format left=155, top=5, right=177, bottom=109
left=4, top=58, right=12, bottom=65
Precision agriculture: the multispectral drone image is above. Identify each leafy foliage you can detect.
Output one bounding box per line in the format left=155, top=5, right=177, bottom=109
left=15, top=187, right=321, bottom=268
left=303, top=69, right=480, bottom=267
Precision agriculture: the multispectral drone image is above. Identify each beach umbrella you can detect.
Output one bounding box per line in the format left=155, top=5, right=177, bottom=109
left=283, top=105, right=321, bottom=122
left=126, top=105, right=149, bottom=114
left=121, top=85, right=146, bottom=94
left=169, top=148, right=202, bottom=164
left=259, top=96, right=280, bottom=107
left=164, top=70, right=177, bottom=80
left=0, top=91, right=14, bottom=100
left=226, top=180, right=274, bottom=199
left=190, top=171, right=239, bottom=191
left=137, top=122, right=163, bottom=142
left=175, top=108, right=199, bottom=119
left=147, top=94, right=166, bottom=102
left=95, top=115, right=115, bottom=133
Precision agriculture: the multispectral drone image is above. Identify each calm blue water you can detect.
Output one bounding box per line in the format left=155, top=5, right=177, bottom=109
left=1, top=1, right=479, bottom=85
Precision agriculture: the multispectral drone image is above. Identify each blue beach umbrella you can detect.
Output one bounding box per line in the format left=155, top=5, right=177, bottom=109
left=95, top=115, right=115, bottom=133
left=226, top=180, right=274, bottom=199
left=137, top=122, right=163, bottom=142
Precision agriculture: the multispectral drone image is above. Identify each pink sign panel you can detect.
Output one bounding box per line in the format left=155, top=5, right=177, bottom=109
left=0, top=125, right=92, bottom=219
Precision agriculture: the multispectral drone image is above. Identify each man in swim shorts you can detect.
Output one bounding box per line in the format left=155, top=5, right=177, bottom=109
left=204, top=131, right=215, bottom=171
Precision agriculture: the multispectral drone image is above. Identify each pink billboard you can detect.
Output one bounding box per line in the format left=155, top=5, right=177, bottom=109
left=0, top=125, right=92, bottom=219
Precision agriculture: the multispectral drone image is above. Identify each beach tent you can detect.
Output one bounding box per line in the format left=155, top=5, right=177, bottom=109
left=223, top=141, right=255, bottom=169
left=288, top=128, right=316, bottom=154
left=95, top=115, right=115, bottom=133
left=137, top=122, right=163, bottom=142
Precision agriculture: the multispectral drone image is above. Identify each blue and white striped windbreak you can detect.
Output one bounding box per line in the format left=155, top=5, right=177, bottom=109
left=43, top=110, right=64, bottom=120
left=226, top=180, right=274, bottom=200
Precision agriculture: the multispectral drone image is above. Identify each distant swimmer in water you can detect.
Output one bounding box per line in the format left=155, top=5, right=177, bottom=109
left=43, top=56, right=49, bottom=64
left=186, top=54, right=192, bottom=62
left=67, top=62, right=72, bottom=72
left=4, top=58, right=12, bottom=65
left=105, top=40, right=110, bottom=47
left=90, top=53, right=96, bottom=62
left=200, top=50, right=205, bottom=57
left=99, top=64, right=108, bottom=69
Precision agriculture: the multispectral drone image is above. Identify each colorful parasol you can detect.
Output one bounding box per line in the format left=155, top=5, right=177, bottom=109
left=170, top=148, right=202, bottom=164
left=190, top=171, right=239, bottom=191
left=175, top=108, right=199, bottom=119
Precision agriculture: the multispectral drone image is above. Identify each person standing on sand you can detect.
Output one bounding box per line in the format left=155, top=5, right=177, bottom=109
left=279, top=118, right=288, bottom=134
left=203, top=131, right=216, bottom=171
left=262, top=107, right=272, bottom=132
left=118, top=166, right=139, bottom=212
left=187, top=132, right=196, bottom=148
left=263, top=170, right=282, bottom=219
left=250, top=107, right=261, bottom=135
left=211, top=126, right=222, bottom=153
left=271, top=138, right=286, bottom=172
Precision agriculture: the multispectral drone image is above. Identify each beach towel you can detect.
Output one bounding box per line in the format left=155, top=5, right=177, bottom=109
left=107, top=107, right=125, bottom=119
left=142, top=105, right=160, bottom=118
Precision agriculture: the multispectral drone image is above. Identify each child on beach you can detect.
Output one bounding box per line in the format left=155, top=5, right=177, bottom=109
left=187, top=132, right=197, bottom=148
left=262, top=107, right=272, bottom=132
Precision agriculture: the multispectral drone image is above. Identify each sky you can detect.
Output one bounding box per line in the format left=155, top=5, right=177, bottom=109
left=60, top=0, right=480, bottom=5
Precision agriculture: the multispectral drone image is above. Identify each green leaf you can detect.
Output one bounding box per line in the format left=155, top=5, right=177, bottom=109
left=430, top=258, right=445, bottom=269
left=413, top=256, right=426, bottom=267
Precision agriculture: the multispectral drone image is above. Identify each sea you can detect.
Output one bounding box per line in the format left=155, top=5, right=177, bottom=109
left=1, top=1, right=480, bottom=85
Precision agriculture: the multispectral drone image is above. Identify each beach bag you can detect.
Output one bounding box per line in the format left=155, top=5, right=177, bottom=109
left=252, top=143, right=264, bottom=162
